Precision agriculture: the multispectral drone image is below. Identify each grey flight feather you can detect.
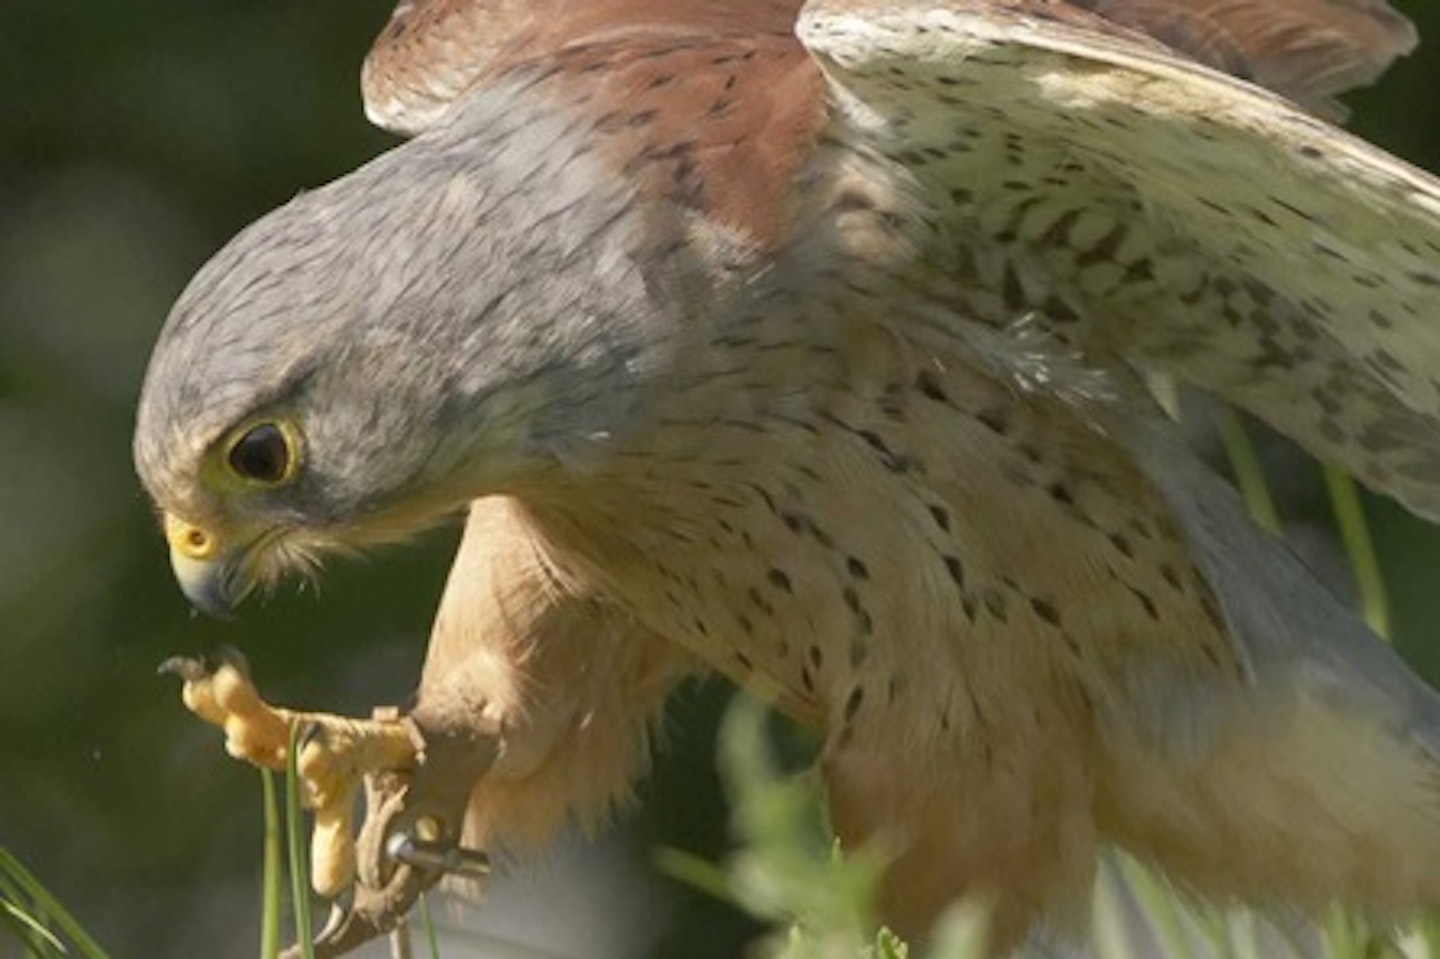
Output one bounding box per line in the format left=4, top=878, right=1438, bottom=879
left=1128, top=409, right=1440, bottom=761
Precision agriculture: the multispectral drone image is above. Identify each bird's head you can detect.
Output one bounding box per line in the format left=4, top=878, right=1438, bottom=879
left=134, top=88, right=674, bottom=615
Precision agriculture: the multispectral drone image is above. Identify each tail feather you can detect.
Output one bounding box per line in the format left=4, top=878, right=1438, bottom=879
left=1102, top=412, right=1440, bottom=909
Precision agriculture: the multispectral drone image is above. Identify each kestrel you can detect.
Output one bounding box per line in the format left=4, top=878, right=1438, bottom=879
left=135, top=0, right=1440, bottom=954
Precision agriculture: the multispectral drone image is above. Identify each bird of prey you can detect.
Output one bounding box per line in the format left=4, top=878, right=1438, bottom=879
left=136, top=0, right=1440, bottom=954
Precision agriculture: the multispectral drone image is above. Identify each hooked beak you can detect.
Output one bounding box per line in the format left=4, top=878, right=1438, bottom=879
left=164, top=513, right=260, bottom=618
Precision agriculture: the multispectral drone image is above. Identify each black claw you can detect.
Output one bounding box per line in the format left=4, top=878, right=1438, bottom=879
left=297, top=719, right=325, bottom=751
left=158, top=646, right=254, bottom=682
left=279, top=866, right=434, bottom=959
left=156, top=655, right=209, bottom=681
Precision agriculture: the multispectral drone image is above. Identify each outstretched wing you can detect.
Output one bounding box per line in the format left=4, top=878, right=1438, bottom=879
left=359, top=0, right=825, bottom=250
left=353, top=0, right=1436, bottom=510
left=1066, top=0, right=1416, bottom=115
left=797, top=0, right=1440, bottom=518
left=360, top=0, right=1416, bottom=135
left=360, top=0, right=805, bottom=134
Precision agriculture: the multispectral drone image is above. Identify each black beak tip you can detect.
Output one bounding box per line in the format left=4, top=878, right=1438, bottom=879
left=178, top=580, right=237, bottom=620
left=172, top=562, right=242, bottom=620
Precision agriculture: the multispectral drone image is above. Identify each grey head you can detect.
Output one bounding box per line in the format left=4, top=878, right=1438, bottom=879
left=134, top=81, right=673, bottom=614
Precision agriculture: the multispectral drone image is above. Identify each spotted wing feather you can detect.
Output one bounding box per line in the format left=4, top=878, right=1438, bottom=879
left=798, top=0, right=1440, bottom=518
left=1068, top=0, right=1416, bottom=116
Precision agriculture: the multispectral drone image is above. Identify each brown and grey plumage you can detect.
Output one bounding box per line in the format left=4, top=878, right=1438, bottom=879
left=134, top=0, right=1440, bottom=954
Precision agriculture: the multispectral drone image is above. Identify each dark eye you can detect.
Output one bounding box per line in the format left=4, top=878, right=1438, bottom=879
left=228, top=422, right=293, bottom=483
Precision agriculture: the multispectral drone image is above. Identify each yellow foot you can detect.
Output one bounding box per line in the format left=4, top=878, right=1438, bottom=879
left=159, top=649, right=420, bottom=895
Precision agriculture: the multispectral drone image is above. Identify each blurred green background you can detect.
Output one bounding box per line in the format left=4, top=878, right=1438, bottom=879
left=4, top=1, right=1440, bottom=957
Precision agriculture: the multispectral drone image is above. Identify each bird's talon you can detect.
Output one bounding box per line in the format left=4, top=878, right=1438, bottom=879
left=156, top=654, right=208, bottom=683
left=279, top=861, right=436, bottom=959
left=163, top=649, right=423, bottom=902
left=163, top=650, right=418, bottom=776
left=298, top=718, right=323, bottom=750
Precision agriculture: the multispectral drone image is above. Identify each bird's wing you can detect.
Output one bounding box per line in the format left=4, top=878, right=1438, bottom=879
left=797, top=0, right=1440, bottom=518
left=358, top=0, right=825, bottom=247
left=360, top=0, right=805, bottom=134
left=1062, top=0, right=1416, bottom=116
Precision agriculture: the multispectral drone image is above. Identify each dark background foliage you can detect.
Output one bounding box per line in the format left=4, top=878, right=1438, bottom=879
left=3, top=2, right=1440, bottom=956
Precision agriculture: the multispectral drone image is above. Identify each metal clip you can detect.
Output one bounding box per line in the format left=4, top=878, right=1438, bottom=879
left=386, top=833, right=491, bottom=879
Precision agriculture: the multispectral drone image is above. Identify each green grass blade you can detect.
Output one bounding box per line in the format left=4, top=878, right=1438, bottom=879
left=1325, top=906, right=1363, bottom=959
left=1400, top=917, right=1440, bottom=959
left=1193, top=904, right=1234, bottom=958
left=652, top=846, right=740, bottom=905
left=1092, top=860, right=1137, bottom=959
left=1116, top=856, right=1198, bottom=959
left=418, top=893, right=442, bottom=959
left=1225, top=910, right=1264, bottom=959
left=0, top=867, right=55, bottom=956
left=1215, top=408, right=1281, bottom=534
left=260, top=769, right=282, bottom=959
left=285, top=723, right=316, bottom=959
left=1322, top=466, right=1392, bottom=640
left=4, top=898, right=68, bottom=955
left=0, top=848, right=111, bottom=959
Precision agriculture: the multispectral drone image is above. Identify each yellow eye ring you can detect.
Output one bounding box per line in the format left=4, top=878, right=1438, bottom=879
left=225, top=420, right=301, bottom=486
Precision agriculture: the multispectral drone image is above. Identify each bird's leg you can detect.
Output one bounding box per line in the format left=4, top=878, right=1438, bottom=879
left=161, top=649, right=500, bottom=959
left=160, top=651, right=423, bottom=895
left=289, top=691, right=498, bottom=959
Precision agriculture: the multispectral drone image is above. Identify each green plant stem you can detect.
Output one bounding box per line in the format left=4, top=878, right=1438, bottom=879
left=286, top=723, right=316, bottom=959
left=1226, top=910, right=1263, bottom=959
left=1404, top=914, right=1440, bottom=959
left=1322, top=906, right=1360, bottom=959
left=261, top=770, right=282, bottom=959
left=1117, top=856, right=1197, bottom=959
left=1323, top=466, right=1392, bottom=640
left=1193, top=906, right=1233, bottom=958
left=1215, top=408, right=1281, bottom=534
left=418, top=894, right=442, bottom=959
left=653, top=846, right=740, bottom=905
left=1092, top=861, right=1136, bottom=959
